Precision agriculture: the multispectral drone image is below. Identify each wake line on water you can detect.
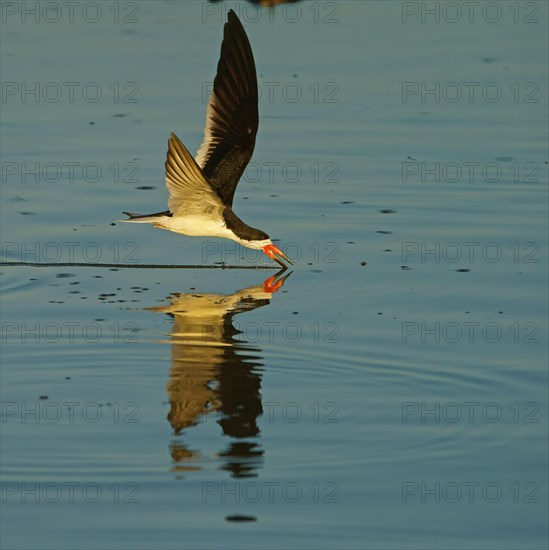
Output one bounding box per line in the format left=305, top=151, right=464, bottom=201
left=0, top=262, right=278, bottom=270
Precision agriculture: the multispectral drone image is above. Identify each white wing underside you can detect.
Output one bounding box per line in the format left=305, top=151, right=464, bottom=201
left=195, top=91, right=217, bottom=169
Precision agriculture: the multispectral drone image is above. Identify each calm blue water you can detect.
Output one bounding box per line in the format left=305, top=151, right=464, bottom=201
left=1, top=1, right=548, bottom=548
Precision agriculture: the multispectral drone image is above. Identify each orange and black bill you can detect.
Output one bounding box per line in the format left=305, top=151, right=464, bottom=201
left=263, top=243, right=293, bottom=269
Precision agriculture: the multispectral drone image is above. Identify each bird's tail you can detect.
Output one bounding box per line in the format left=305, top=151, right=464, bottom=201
left=117, top=210, right=172, bottom=223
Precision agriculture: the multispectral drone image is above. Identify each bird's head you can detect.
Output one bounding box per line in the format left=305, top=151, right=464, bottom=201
left=239, top=234, right=293, bottom=269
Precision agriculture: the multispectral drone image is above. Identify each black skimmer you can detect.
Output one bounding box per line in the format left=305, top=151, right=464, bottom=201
left=120, top=10, right=292, bottom=269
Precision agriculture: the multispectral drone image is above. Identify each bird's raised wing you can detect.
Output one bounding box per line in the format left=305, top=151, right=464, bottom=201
left=166, top=133, right=224, bottom=216
left=195, top=9, right=258, bottom=207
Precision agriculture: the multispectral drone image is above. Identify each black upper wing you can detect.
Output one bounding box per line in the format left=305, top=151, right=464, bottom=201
left=195, top=10, right=258, bottom=207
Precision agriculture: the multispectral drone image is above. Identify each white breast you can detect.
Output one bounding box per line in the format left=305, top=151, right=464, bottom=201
left=163, top=215, right=232, bottom=238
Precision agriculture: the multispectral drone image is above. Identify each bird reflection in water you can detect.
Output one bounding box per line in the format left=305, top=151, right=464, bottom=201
left=149, top=269, right=291, bottom=478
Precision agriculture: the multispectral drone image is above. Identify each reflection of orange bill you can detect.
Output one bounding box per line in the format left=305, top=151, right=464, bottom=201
left=263, top=270, right=292, bottom=293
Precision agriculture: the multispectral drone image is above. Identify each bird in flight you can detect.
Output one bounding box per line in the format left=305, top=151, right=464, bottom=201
left=120, top=10, right=292, bottom=269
